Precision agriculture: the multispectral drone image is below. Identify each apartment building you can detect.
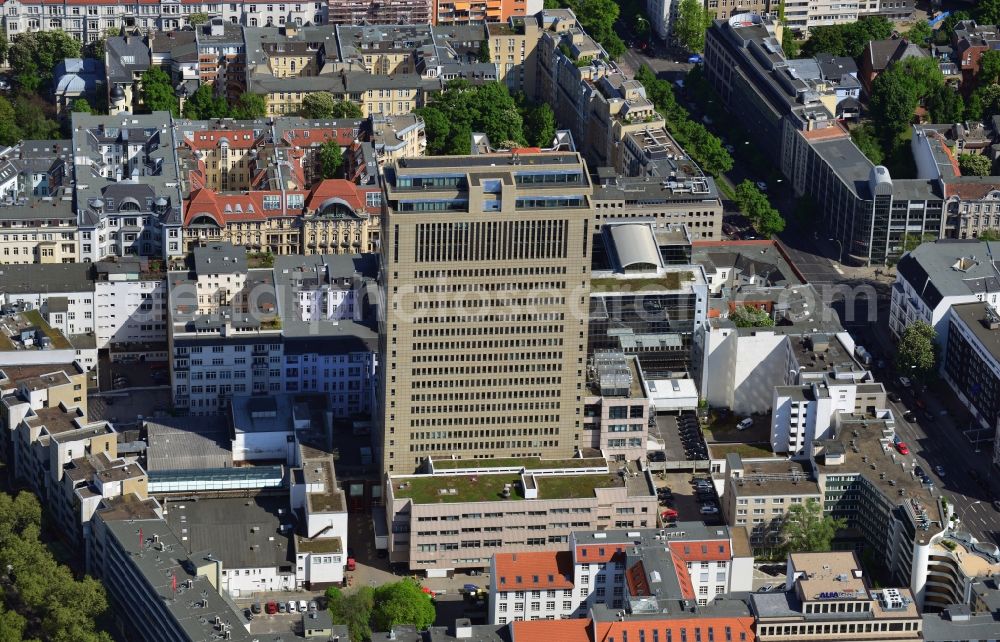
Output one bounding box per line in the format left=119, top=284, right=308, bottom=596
left=942, top=303, right=1000, bottom=460
left=434, top=0, right=536, bottom=25
left=386, top=457, right=657, bottom=575
left=751, top=552, right=923, bottom=641
left=4, top=0, right=327, bottom=46
left=811, top=415, right=948, bottom=609
left=0, top=141, right=77, bottom=265
left=327, top=0, right=432, bottom=25
left=0, top=363, right=88, bottom=466
left=720, top=456, right=821, bottom=551
left=487, top=16, right=540, bottom=95
left=919, top=531, right=1000, bottom=613
left=379, top=151, right=593, bottom=473
left=168, top=244, right=378, bottom=415
left=704, top=14, right=948, bottom=265
left=487, top=525, right=754, bottom=623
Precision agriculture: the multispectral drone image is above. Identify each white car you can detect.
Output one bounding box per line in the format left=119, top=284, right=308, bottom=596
left=298, top=600, right=308, bottom=613
left=736, top=418, right=754, bottom=431
left=287, top=601, right=297, bottom=613
left=700, top=505, right=719, bottom=515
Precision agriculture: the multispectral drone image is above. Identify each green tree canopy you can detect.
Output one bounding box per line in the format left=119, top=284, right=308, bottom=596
left=734, top=179, right=785, bottom=237
left=319, top=140, right=344, bottom=179
left=141, top=67, right=178, bottom=115
left=327, top=586, right=374, bottom=642
left=330, top=100, right=364, bottom=119
left=188, top=12, right=210, bottom=25
left=676, top=0, right=710, bottom=53
left=780, top=499, right=846, bottom=554
left=371, top=579, right=436, bottom=633
left=417, top=80, right=527, bottom=155
left=978, top=0, right=1000, bottom=25
left=906, top=19, right=933, bottom=45
left=959, top=153, right=993, bottom=177
left=730, top=305, right=774, bottom=328
left=182, top=83, right=229, bottom=119
left=231, top=93, right=267, bottom=119
left=967, top=83, right=1000, bottom=121
left=0, top=492, right=111, bottom=642
left=8, top=30, right=81, bottom=91
left=801, top=17, right=893, bottom=58
left=300, top=92, right=337, bottom=119
left=851, top=123, right=884, bottom=165
left=982, top=50, right=1000, bottom=86
left=0, top=96, right=20, bottom=146
left=895, top=320, right=937, bottom=382
left=14, top=96, right=59, bottom=139
left=71, top=98, right=93, bottom=114
left=782, top=27, right=800, bottom=59
left=869, top=64, right=919, bottom=141
left=978, top=229, right=1000, bottom=241
left=520, top=100, right=556, bottom=148
left=478, top=40, right=491, bottom=63
left=941, top=11, right=972, bottom=38
left=925, top=83, right=965, bottom=124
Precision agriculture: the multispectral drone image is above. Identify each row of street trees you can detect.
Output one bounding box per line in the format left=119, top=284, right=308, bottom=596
left=0, top=492, right=112, bottom=642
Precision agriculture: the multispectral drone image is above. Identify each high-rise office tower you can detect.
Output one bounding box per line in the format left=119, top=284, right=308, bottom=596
left=379, top=152, right=594, bottom=473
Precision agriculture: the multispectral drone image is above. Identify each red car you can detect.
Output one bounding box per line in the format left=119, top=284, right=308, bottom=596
left=661, top=508, right=678, bottom=520
left=346, top=557, right=356, bottom=571
left=896, top=442, right=910, bottom=455
left=265, top=601, right=278, bottom=615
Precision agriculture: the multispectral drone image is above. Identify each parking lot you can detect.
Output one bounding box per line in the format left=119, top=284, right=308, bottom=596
left=97, top=353, right=170, bottom=392
left=649, top=412, right=707, bottom=462
left=654, top=471, right=723, bottom=527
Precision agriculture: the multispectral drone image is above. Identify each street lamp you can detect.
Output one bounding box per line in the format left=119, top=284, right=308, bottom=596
left=828, top=238, right=844, bottom=264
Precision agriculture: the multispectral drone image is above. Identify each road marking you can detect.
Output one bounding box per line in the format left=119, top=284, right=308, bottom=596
left=833, top=265, right=844, bottom=274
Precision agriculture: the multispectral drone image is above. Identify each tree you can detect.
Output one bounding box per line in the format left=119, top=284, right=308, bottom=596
left=782, top=27, right=800, bottom=59
left=959, top=153, right=993, bottom=177
left=983, top=50, right=1000, bottom=87
left=780, top=499, right=846, bottom=554
left=371, top=579, right=436, bottom=633
left=730, top=305, right=774, bottom=328
left=978, top=0, right=1000, bottom=25
left=676, top=0, right=710, bottom=53
left=188, top=12, right=210, bottom=25
left=851, top=123, right=884, bottom=165
left=478, top=40, right=491, bottom=63
left=300, top=92, right=337, bottom=119
left=634, top=14, right=650, bottom=39
left=941, top=11, right=971, bottom=38
left=182, top=83, right=229, bottom=119
left=318, top=140, right=343, bottom=179
left=231, top=93, right=267, bottom=119
left=71, top=98, right=93, bottom=114
left=14, top=96, right=59, bottom=139
left=734, top=180, right=785, bottom=237
left=140, top=67, right=178, bottom=115
left=0, top=96, right=20, bottom=146
left=522, top=101, right=556, bottom=148
left=8, top=30, right=81, bottom=91
left=330, top=100, right=364, bottom=119
left=925, top=84, right=965, bottom=124
left=968, top=83, right=1000, bottom=121
left=801, top=17, right=893, bottom=58
left=906, top=19, right=933, bottom=46
left=0, top=28, right=7, bottom=67
left=417, top=80, right=528, bottom=155
left=327, top=586, right=374, bottom=642
left=896, top=321, right=937, bottom=382
left=979, top=229, right=1000, bottom=241
left=869, top=65, right=919, bottom=140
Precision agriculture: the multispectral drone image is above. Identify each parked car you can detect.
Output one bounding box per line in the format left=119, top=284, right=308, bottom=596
left=277, top=602, right=287, bottom=613
left=755, top=181, right=768, bottom=191
left=934, top=465, right=946, bottom=477
left=287, top=601, right=297, bottom=613
left=736, top=418, right=754, bottom=431
left=346, top=557, right=356, bottom=571
left=661, top=508, right=678, bottom=519
left=649, top=451, right=666, bottom=462
left=298, top=600, right=308, bottom=612
left=244, top=608, right=254, bottom=621
left=898, top=376, right=912, bottom=388
left=688, top=54, right=703, bottom=64
left=308, top=601, right=318, bottom=612
left=251, top=602, right=262, bottom=614
left=903, top=411, right=917, bottom=423
left=887, top=392, right=901, bottom=403
left=265, top=601, right=277, bottom=615
left=896, top=442, right=910, bottom=455
left=699, top=505, right=719, bottom=515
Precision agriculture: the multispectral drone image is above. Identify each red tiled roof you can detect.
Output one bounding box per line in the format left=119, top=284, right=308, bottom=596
left=670, top=552, right=695, bottom=600
left=184, top=188, right=307, bottom=226
left=625, top=561, right=650, bottom=597
left=574, top=544, right=627, bottom=563
left=944, top=181, right=1000, bottom=200
left=183, top=129, right=258, bottom=151
left=593, top=617, right=755, bottom=642
left=494, top=551, right=573, bottom=591
left=511, top=618, right=591, bottom=642
left=668, top=539, right=732, bottom=562
left=282, top=127, right=357, bottom=148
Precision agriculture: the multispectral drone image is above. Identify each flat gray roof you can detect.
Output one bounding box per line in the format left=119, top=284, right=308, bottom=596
left=163, top=496, right=294, bottom=570
left=810, top=136, right=874, bottom=198
left=193, top=243, right=247, bottom=275
left=145, top=417, right=234, bottom=471
left=950, top=302, right=1000, bottom=360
